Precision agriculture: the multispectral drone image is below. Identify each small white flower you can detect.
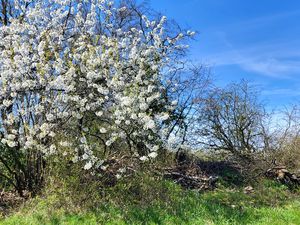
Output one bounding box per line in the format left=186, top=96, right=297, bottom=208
left=159, top=113, right=169, bottom=121
left=72, top=155, right=79, bottom=163
left=139, top=103, right=148, bottom=111
left=84, top=161, right=93, bottom=170
left=148, top=152, right=158, bottom=159
left=131, top=114, right=138, bottom=120
left=148, top=135, right=154, bottom=140
left=105, top=140, right=112, bottom=146
left=3, top=100, right=12, bottom=107
left=118, top=168, right=126, bottom=173
left=121, top=97, right=133, bottom=106
left=100, top=128, right=107, bottom=134
left=171, top=100, right=178, bottom=106
left=46, top=113, right=55, bottom=121
left=7, top=140, right=17, bottom=148
left=152, top=145, right=159, bottom=152
left=49, top=144, right=56, bottom=154
left=145, top=120, right=155, bottom=130
left=187, top=30, right=196, bottom=36
left=49, top=132, right=56, bottom=137
left=59, top=141, right=70, bottom=147
left=80, top=136, right=87, bottom=143
left=6, top=134, right=15, bottom=140
left=139, top=156, right=148, bottom=161
left=101, top=165, right=108, bottom=171
left=95, top=111, right=103, bottom=117
left=82, top=153, right=89, bottom=160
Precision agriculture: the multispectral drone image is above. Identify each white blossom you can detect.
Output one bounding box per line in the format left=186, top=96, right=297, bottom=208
left=148, top=152, right=158, bottom=159
left=139, top=156, right=148, bottom=161
left=100, top=128, right=107, bottom=134
left=84, top=161, right=93, bottom=170
left=0, top=0, right=189, bottom=170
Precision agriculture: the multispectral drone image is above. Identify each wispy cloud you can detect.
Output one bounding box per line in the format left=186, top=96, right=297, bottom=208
left=197, top=8, right=300, bottom=78
left=262, top=88, right=300, bottom=97
left=239, top=58, right=300, bottom=78
left=202, top=38, right=300, bottom=78
left=205, top=47, right=300, bottom=78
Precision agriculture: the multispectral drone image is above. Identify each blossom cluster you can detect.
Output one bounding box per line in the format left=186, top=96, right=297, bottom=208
left=0, top=0, right=193, bottom=169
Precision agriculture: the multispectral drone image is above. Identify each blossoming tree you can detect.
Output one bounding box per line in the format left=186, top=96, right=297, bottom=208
left=0, top=0, right=195, bottom=194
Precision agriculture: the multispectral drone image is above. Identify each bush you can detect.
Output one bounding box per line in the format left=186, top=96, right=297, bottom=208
left=275, top=136, right=300, bottom=172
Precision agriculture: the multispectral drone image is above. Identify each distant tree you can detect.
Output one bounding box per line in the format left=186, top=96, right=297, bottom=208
left=269, top=105, right=300, bottom=170
left=195, top=81, right=268, bottom=161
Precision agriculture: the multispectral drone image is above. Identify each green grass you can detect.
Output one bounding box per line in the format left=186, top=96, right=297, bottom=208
left=1, top=179, right=299, bottom=225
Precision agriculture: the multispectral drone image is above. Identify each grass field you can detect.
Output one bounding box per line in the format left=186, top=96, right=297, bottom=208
left=1, top=179, right=299, bottom=225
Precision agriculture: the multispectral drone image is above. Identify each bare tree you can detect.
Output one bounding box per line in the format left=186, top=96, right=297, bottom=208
left=161, top=63, right=212, bottom=150
left=195, top=81, right=268, bottom=161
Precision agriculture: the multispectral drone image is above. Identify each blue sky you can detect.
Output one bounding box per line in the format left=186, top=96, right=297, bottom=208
left=148, top=0, right=300, bottom=109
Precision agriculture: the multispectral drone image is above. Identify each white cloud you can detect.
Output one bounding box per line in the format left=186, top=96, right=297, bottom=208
left=196, top=8, right=300, bottom=78
left=240, top=58, right=300, bottom=78
left=203, top=43, right=300, bottom=78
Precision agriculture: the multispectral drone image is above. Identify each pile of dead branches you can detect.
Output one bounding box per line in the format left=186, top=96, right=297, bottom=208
left=0, top=190, right=25, bottom=216
left=163, top=163, right=218, bottom=191
left=91, top=153, right=220, bottom=191
left=265, top=166, right=300, bottom=188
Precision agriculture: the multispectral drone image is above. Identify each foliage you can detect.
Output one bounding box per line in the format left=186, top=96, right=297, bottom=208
left=0, top=142, right=45, bottom=196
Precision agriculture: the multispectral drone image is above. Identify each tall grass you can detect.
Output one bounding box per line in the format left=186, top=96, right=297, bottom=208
left=1, top=176, right=299, bottom=225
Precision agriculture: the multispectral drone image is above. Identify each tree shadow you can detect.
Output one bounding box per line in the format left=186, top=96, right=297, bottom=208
left=196, top=159, right=246, bottom=186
